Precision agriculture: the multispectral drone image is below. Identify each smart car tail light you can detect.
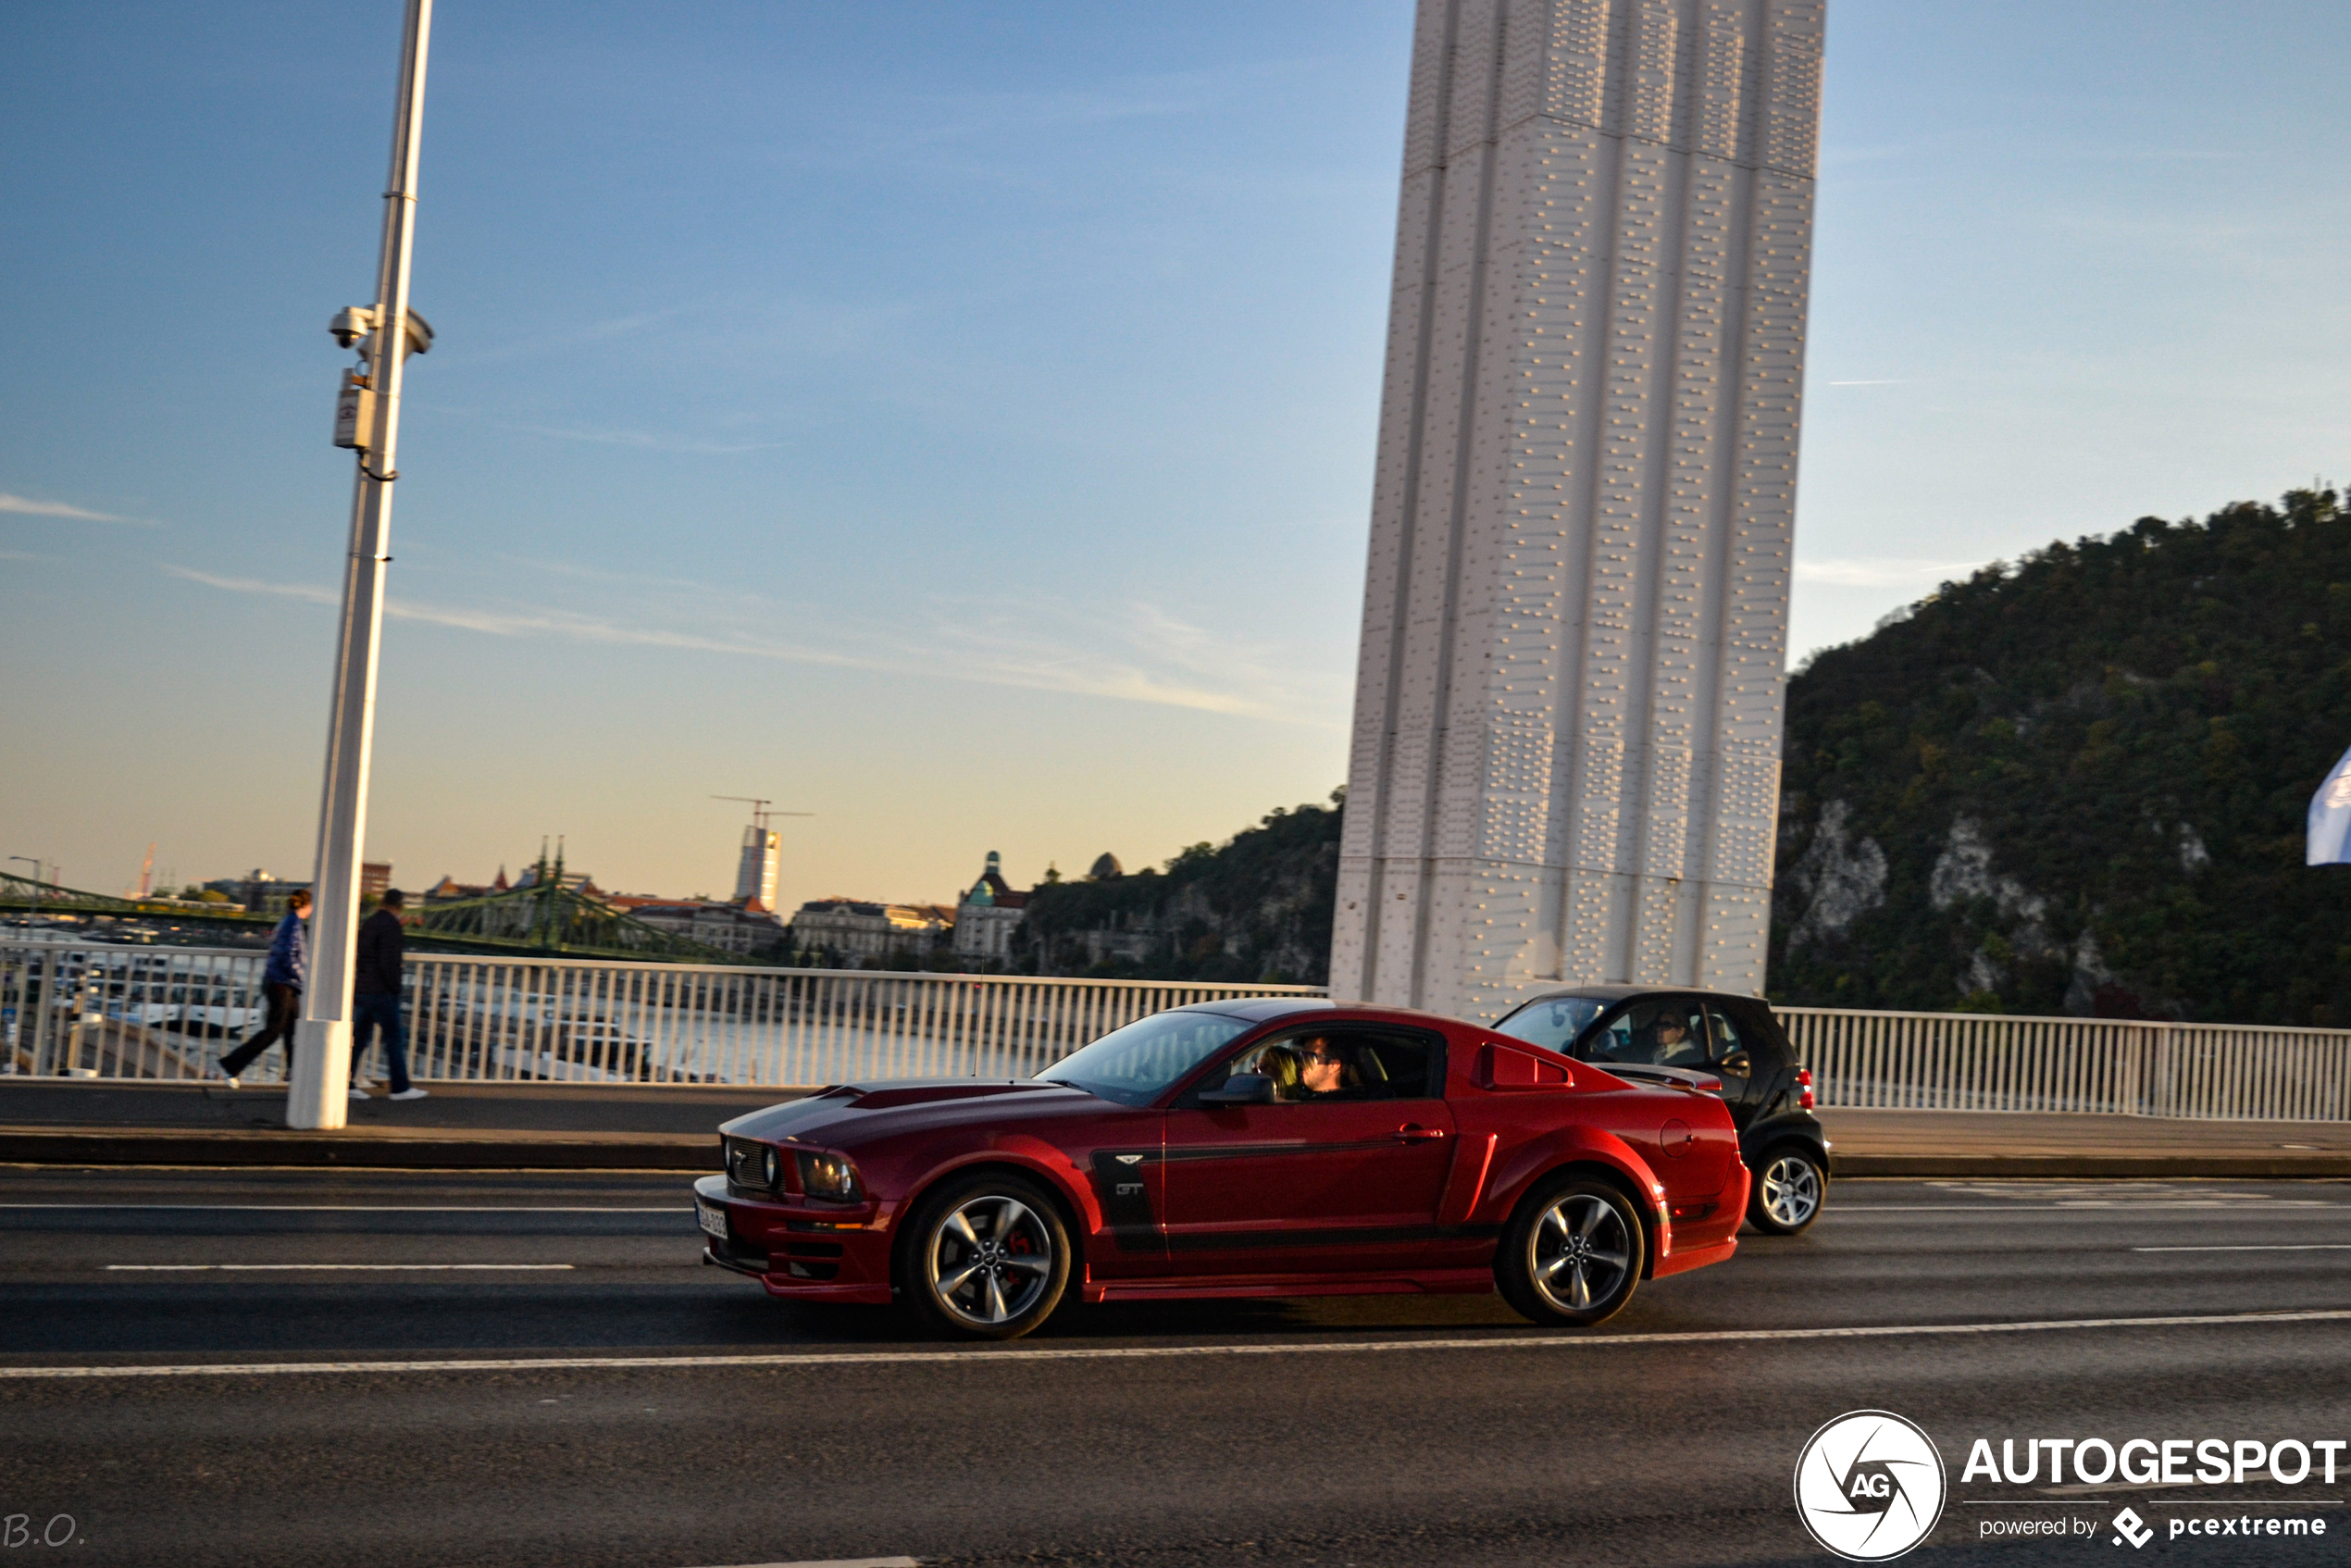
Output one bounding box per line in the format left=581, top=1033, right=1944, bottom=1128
left=795, top=1150, right=863, bottom=1201
left=1797, top=1068, right=1815, bottom=1111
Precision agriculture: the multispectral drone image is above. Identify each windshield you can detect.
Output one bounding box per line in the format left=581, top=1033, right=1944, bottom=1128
left=1039, top=1010, right=1251, bottom=1107
left=1494, top=996, right=1605, bottom=1053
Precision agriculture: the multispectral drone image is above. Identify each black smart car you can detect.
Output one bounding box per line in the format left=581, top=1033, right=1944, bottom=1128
left=1488, top=986, right=1828, bottom=1235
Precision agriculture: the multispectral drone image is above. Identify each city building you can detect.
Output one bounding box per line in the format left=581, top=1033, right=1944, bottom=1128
left=952, top=852, right=1028, bottom=964
left=734, top=827, right=779, bottom=908
left=423, top=866, right=508, bottom=903
left=792, top=899, right=953, bottom=964
left=205, top=868, right=311, bottom=915
left=360, top=862, right=392, bottom=902
left=610, top=895, right=786, bottom=957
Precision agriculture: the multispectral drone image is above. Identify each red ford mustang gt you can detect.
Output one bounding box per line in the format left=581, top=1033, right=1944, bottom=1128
left=696, top=997, right=1747, bottom=1338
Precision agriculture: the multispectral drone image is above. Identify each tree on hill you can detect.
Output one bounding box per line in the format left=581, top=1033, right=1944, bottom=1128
left=1013, top=790, right=1344, bottom=984
left=1770, top=487, right=2351, bottom=1026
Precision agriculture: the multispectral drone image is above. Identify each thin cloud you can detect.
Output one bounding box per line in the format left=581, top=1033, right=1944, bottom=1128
left=0, top=493, right=151, bottom=525
left=160, top=564, right=1328, bottom=725
left=0, top=549, right=54, bottom=562
left=1795, top=558, right=1984, bottom=589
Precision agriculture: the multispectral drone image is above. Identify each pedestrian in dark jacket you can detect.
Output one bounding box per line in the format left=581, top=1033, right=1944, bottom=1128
left=218, top=889, right=310, bottom=1086
left=352, top=888, right=424, bottom=1101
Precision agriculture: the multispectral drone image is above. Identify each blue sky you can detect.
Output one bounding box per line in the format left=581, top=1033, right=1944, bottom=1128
left=4, top=2, right=2347, bottom=911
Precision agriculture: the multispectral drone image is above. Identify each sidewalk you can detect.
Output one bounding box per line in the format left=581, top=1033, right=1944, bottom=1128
left=2, top=1081, right=2349, bottom=1176
left=0, top=1080, right=781, bottom=1170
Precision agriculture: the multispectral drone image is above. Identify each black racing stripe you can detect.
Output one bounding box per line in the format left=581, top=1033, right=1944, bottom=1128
left=1164, top=1223, right=1502, bottom=1253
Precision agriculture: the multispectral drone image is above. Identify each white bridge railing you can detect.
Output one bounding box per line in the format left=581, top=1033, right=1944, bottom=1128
left=0, top=941, right=1321, bottom=1088
left=1781, top=1007, right=2351, bottom=1122
left=6, top=939, right=2349, bottom=1120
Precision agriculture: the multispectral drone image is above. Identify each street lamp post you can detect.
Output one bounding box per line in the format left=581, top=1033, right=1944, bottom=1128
left=288, top=0, right=434, bottom=1131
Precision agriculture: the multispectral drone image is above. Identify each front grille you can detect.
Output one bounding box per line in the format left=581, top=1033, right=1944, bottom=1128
left=724, top=1137, right=775, bottom=1190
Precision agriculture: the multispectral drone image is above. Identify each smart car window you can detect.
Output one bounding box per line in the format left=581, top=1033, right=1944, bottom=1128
left=1495, top=996, right=1604, bottom=1052
left=1592, top=1001, right=1709, bottom=1066
left=1704, top=1009, right=1746, bottom=1063
left=1039, top=1011, right=1250, bottom=1107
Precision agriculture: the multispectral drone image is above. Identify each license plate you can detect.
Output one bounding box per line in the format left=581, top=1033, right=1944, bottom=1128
left=696, top=1201, right=728, bottom=1240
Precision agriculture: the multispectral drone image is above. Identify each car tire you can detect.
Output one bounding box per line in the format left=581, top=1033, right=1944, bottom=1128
left=1747, top=1144, right=1827, bottom=1235
left=1496, top=1176, right=1645, bottom=1327
left=900, top=1172, right=1072, bottom=1341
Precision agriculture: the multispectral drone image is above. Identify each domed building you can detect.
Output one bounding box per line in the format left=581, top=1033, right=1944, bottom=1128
left=952, top=852, right=1028, bottom=964
left=1088, top=852, right=1124, bottom=880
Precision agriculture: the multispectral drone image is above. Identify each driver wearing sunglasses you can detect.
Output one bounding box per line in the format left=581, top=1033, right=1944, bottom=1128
left=1295, top=1037, right=1356, bottom=1099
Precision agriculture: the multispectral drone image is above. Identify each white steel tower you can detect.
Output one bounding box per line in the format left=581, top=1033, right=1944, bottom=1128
left=1331, top=0, right=1826, bottom=1019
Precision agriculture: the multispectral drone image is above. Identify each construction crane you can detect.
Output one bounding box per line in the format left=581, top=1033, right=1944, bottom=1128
left=709, top=796, right=815, bottom=831
left=711, top=797, right=814, bottom=910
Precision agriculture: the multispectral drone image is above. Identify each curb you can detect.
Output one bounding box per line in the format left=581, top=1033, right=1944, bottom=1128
left=1833, top=1153, right=2351, bottom=1180
left=0, top=1131, right=716, bottom=1172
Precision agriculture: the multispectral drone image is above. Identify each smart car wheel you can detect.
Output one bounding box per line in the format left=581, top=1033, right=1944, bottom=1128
left=1748, top=1145, right=1826, bottom=1235
left=902, top=1174, right=1071, bottom=1340
left=1497, top=1178, right=1643, bottom=1327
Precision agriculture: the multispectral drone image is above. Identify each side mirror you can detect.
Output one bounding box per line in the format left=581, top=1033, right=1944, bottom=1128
left=1717, top=1051, right=1751, bottom=1074
left=1199, top=1072, right=1275, bottom=1106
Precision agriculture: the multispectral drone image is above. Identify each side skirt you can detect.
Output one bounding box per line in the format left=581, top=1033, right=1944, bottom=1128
left=1086, top=1267, right=1495, bottom=1303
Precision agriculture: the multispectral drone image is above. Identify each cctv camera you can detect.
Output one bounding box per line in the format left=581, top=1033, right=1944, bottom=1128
left=330, top=306, right=377, bottom=350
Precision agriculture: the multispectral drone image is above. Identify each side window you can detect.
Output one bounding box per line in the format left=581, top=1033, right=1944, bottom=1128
left=1495, top=996, right=1603, bottom=1052
left=1704, top=1008, right=1745, bottom=1062
left=1216, top=1029, right=1443, bottom=1103
left=1594, top=1001, right=1709, bottom=1066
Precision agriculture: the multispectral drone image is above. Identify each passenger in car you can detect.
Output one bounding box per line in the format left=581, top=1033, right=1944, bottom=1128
left=1256, top=1042, right=1304, bottom=1101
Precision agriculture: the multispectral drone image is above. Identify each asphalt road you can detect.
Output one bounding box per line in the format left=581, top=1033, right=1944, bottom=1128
left=4, top=1166, right=2350, bottom=1567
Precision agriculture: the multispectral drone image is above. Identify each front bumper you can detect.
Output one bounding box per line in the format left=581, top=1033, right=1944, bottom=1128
left=693, top=1173, right=896, bottom=1304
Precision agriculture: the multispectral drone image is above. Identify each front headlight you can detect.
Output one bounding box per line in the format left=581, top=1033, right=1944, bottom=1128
left=795, top=1149, right=862, bottom=1201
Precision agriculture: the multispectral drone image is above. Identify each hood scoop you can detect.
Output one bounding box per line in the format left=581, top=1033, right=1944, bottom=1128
left=841, top=1079, right=1050, bottom=1112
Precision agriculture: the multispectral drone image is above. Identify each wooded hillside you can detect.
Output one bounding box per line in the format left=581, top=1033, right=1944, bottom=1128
left=1770, top=487, right=2351, bottom=1025
left=1013, top=792, right=1343, bottom=985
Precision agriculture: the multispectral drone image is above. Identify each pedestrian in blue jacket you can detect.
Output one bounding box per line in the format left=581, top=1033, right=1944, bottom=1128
left=218, top=889, right=309, bottom=1086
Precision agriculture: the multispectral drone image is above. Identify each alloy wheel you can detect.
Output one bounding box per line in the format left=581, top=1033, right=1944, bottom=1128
left=1527, top=1192, right=1633, bottom=1313
left=925, top=1194, right=1054, bottom=1328
left=1760, top=1154, right=1822, bottom=1228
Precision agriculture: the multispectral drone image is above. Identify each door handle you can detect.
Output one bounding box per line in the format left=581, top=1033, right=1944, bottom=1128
left=1393, top=1124, right=1447, bottom=1143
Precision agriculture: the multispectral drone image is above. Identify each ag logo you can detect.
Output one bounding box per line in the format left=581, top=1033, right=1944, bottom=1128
left=1793, top=1410, right=1947, bottom=1562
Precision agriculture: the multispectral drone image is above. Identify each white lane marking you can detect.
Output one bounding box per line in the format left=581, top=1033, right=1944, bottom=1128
left=678, top=1559, right=920, bottom=1568
left=2, top=1213, right=681, bottom=1222
left=1834, top=1213, right=2351, bottom=1222
left=7, top=1307, right=2350, bottom=1379
left=2133, top=1244, right=2351, bottom=1252
left=103, top=1263, right=576, bottom=1272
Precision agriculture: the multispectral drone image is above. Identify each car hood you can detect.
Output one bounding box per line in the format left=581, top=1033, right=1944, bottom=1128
left=719, top=1077, right=1105, bottom=1146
